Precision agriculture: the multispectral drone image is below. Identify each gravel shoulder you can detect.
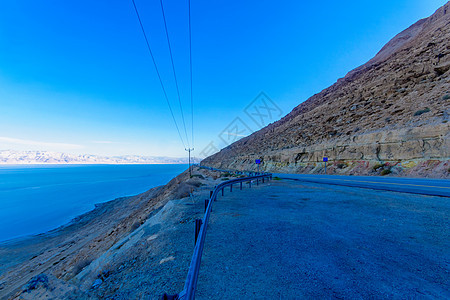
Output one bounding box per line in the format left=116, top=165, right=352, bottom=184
left=196, top=179, right=450, bottom=299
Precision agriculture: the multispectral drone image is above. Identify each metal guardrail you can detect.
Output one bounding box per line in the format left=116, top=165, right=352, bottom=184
left=199, top=165, right=267, bottom=177
left=162, top=171, right=272, bottom=300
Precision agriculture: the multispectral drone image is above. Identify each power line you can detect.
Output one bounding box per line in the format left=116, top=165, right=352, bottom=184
left=159, top=0, right=190, bottom=148
left=188, top=0, right=194, bottom=149
left=131, top=0, right=186, bottom=149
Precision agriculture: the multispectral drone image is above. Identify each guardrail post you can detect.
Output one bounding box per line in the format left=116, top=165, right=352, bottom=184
left=221, top=188, right=224, bottom=196
left=195, top=219, right=203, bottom=244
left=204, top=199, right=209, bottom=212
left=249, top=180, right=252, bottom=188
left=161, top=293, right=178, bottom=300
left=262, top=177, right=264, bottom=183
left=257, top=178, right=259, bottom=186
left=240, top=182, right=242, bottom=190
left=230, top=184, right=233, bottom=192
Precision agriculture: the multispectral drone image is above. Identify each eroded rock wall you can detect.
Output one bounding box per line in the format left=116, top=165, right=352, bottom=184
left=206, top=123, right=449, bottom=177
left=202, top=3, right=450, bottom=178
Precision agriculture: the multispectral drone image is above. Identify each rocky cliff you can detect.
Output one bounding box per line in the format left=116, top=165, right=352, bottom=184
left=202, top=3, right=450, bottom=178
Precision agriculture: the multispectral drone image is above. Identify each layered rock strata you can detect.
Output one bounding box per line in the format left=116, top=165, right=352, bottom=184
left=203, top=3, right=450, bottom=178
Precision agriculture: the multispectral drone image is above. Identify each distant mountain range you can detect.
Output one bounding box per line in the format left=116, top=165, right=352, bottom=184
left=0, top=150, right=199, bottom=164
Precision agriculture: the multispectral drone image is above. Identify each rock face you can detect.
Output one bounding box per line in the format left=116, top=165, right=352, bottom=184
left=202, top=3, right=450, bottom=178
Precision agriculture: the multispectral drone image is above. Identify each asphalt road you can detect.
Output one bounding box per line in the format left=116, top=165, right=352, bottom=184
left=195, top=180, right=450, bottom=299
left=272, top=173, right=450, bottom=197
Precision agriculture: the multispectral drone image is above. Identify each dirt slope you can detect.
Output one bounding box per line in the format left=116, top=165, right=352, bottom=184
left=0, top=168, right=223, bottom=299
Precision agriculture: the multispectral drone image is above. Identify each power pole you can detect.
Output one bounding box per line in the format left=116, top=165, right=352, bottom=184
left=185, top=148, right=194, bottom=176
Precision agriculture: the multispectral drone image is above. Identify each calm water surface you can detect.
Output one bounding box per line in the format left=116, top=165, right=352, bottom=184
left=0, top=164, right=187, bottom=242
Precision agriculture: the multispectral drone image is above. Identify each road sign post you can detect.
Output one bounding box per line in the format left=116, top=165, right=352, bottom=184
left=323, top=157, right=328, bottom=174
left=255, top=159, right=261, bottom=173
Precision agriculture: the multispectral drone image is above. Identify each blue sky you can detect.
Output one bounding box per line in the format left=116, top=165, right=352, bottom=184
left=0, top=0, right=447, bottom=158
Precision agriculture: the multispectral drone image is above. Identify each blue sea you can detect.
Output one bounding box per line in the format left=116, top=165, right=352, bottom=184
left=0, top=164, right=187, bottom=242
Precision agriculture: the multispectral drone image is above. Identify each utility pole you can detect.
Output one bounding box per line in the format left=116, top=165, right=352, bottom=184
left=185, top=148, right=194, bottom=176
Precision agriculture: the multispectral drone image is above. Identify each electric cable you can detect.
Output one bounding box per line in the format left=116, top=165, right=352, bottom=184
left=131, top=0, right=187, bottom=148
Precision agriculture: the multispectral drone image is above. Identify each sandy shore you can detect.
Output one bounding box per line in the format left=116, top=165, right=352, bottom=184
left=0, top=167, right=224, bottom=299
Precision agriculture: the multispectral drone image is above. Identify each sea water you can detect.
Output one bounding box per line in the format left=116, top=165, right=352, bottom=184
left=0, top=164, right=187, bottom=242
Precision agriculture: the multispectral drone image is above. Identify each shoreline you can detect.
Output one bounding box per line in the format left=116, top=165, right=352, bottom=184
left=0, top=167, right=223, bottom=299
left=0, top=164, right=189, bottom=243
left=0, top=195, right=133, bottom=246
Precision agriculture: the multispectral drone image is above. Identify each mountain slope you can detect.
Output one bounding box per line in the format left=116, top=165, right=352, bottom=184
left=202, top=3, right=450, bottom=178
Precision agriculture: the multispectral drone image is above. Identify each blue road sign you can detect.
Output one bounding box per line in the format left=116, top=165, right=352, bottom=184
left=323, top=157, right=328, bottom=162
left=255, top=159, right=261, bottom=164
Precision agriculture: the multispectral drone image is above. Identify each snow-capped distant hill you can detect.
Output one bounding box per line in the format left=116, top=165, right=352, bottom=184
left=0, top=150, right=198, bottom=164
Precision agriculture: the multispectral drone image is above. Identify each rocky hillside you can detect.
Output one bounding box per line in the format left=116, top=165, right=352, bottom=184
left=0, top=168, right=223, bottom=299
left=202, top=3, right=450, bottom=178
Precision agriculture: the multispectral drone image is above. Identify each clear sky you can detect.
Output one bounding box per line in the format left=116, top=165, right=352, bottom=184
left=0, top=0, right=447, bottom=158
